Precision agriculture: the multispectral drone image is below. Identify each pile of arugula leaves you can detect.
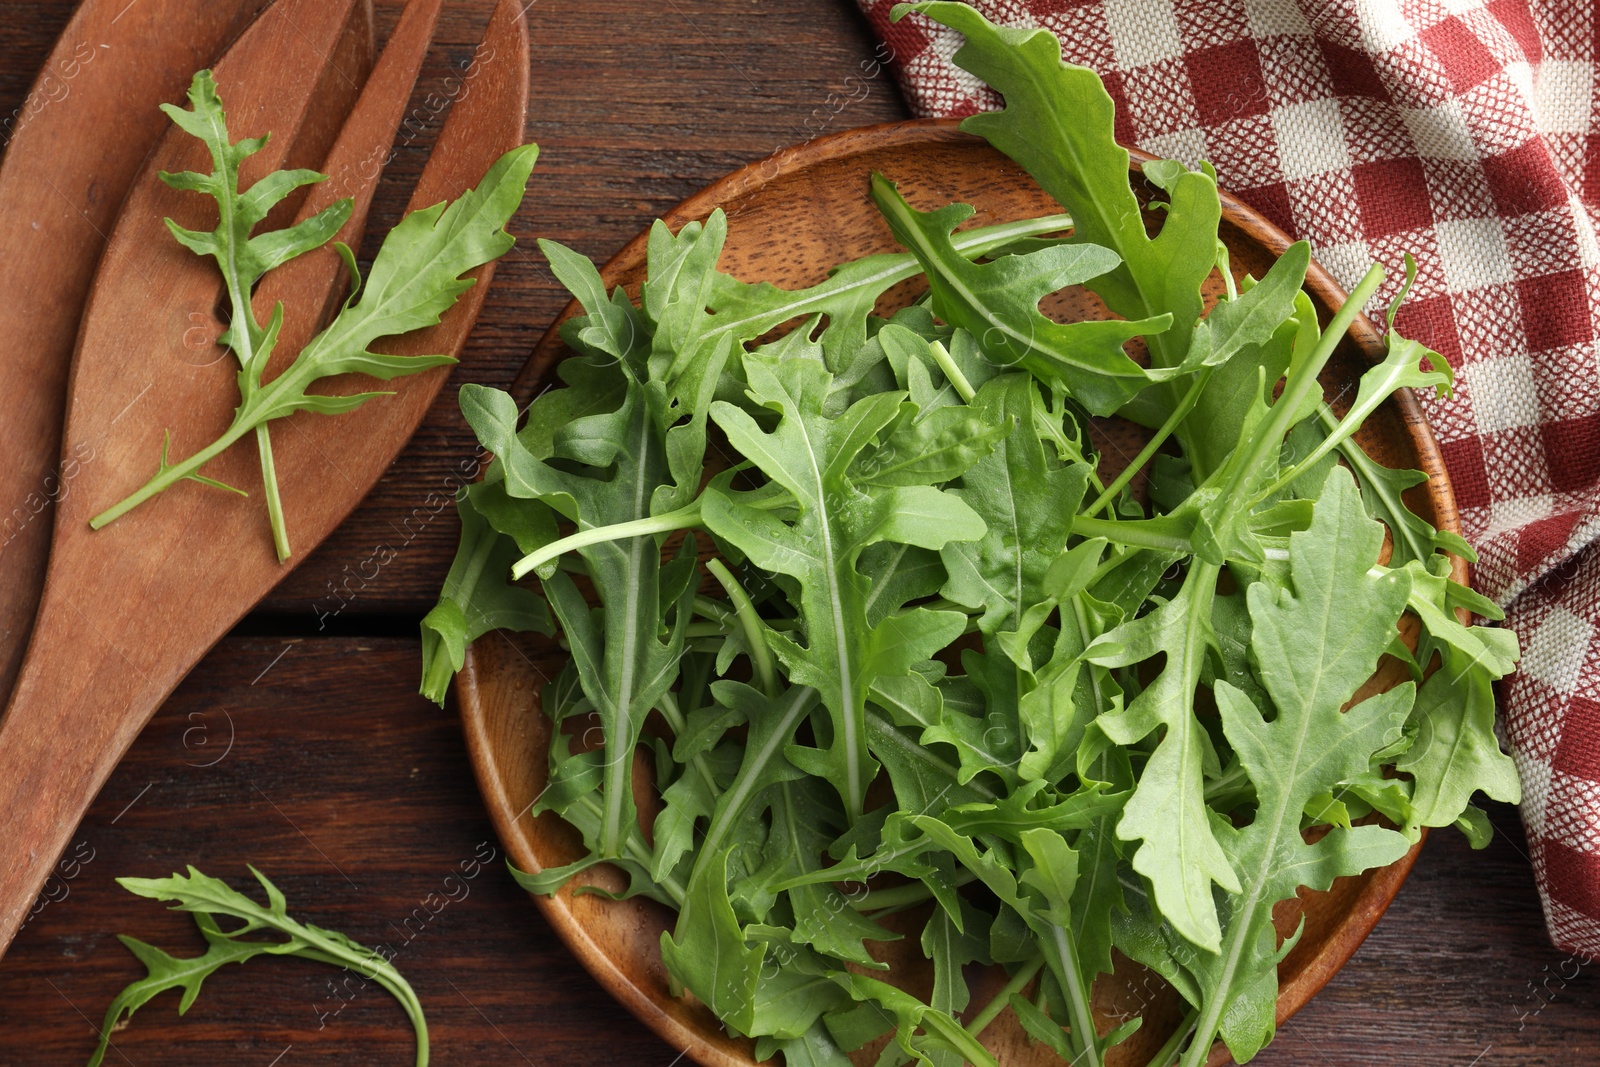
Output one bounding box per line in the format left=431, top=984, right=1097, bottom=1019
left=421, top=5, right=1521, bottom=1065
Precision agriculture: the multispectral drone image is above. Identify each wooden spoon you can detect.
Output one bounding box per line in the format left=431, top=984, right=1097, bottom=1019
left=0, top=0, right=285, bottom=700
left=0, top=0, right=528, bottom=955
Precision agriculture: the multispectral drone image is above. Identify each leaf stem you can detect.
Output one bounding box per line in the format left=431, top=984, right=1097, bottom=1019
left=303, top=948, right=429, bottom=1067
left=928, top=340, right=976, bottom=403
left=256, top=424, right=291, bottom=561
left=1070, top=514, right=1193, bottom=554
left=89, top=416, right=260, bottom=529
left=964, top=953, right=1044, bottom=1038
left=704, top=212, right=1074, bottom=343
left=1048, top=923, right=1103, bottom=1067
left=706, top=557, right=778, bottom=697
left=1217, top=263, right=1384, bottom=512
left=851, top=870, right=977, bottom=914
left=1083, top=366, right=1213, bottom=518
left=510, top=502, right=703, bottom=580
left=654, top=691, right=719, bottom=795
left=1149, top=1008, right=1199, bottom=1067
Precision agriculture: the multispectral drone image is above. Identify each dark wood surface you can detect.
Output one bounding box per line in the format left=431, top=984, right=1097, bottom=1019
left=0, top=0, right=1592, bottom=1064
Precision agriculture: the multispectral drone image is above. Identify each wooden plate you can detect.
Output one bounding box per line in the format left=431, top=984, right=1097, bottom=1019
left=457, top=118, right=1462, bottom=1067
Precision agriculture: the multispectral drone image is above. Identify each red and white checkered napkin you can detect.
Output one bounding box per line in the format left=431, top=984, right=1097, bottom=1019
left=858, top=0, right=1600, bottom=956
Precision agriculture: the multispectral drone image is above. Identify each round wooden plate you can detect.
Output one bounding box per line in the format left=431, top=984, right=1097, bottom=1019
left=457, top=118, right=1463, bottom=1067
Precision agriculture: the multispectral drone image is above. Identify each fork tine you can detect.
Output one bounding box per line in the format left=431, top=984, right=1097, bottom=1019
left=253, top=0, right=447, bottom=374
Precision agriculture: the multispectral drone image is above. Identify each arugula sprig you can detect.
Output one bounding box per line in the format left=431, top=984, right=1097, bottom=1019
left=87, top=866, right=427, bottom=1067
left=89, top=70, right=539, bottom=561
left=146, top=70, right=355, bottom=561
left=420, top=5, right=1519, bottom=1065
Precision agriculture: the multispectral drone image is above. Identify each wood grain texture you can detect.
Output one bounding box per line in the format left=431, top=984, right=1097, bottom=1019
left=0, top=0, right=271, bottom=699
left=0, top=0, right=529, bottom=955
left=0, top=0, right=379, bottom=952
left=0, top=0, right=1585, bottom=1063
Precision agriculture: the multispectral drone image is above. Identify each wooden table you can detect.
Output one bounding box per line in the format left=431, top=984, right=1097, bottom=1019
left=0, top=1, right=1593, bottom=1063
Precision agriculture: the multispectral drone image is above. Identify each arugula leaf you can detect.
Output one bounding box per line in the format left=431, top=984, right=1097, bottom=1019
left=91, top=71, right=538, bottom=558
left=1085, top=560, right=1239, bottom=953
left=1179, top=469, right=1415, bottom=1065
left=147, top=69, right=353, bottom=561
left=661, top=848, right=849, bottom=1040
left=418, top=485, right=552, bottom=704
left=836, top=972, right=998, bottom=1067
left=895, top=2, right=1219, bottom=376
left=704, top=353, right=987, bottom=820
left=91, top=866, right=427, bottom=1067
left=1393, top=647, right=1521, bottom=833
left=940, top=373, right=1090, bottom=634
left=465, top=378, right=698, bottom=860
left=707, top=211, right=1072, bottom=374
left=871, top=175, right=1173, bottom=415
left=518, top=731, right=685, bottom=906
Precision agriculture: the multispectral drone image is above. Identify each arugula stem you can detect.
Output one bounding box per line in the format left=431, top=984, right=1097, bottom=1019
left=90, top=414, right=260, bottom=529
left=693, top=685, right=819, bottom=868
left=1070, top=514, right=1193, bottom=554
left=280, top=941, right=429, bottom=1066
left=693, top=595, right=798, bottom=633
left=1254, top=386, right=1388, bottom=503
left=1047, top=923, right=1103, bottom=1067
left=851, top=870, right=976, bottom=913
left=654, top=691, right=719, bottom=795
left=256, top=425, right=291, bottom=561
left=1217, top=264, right=1384, bottom=513
left=706, top=557, right=778, bottom=697
left=511, top=502, right=703, bottom=580
left=964, top=953, right=1044, bottom=1038
left=1083, top=366, right=1213, bottom=518
left=1148, top=1008, right=1199, bottom=1067
left=928, top=340, right=976, bottom=402
left=705, top=213, right=1074, bottom=343
left=209, top=104, right=291, bottom=565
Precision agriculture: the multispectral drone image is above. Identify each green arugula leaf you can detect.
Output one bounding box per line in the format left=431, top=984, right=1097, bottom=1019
left=1393, top=648, right=1521, bottom=833
left=418, top=485, right=552, bottom=704
left=836, top=972, right=999, bottom=1067
left=1178, top=469, right=1415, bottom=1066
left=940, top=373, right=1090, bottom=634
left=93, top=867, right=427, bottom=1067
left=1084, top=559, right=1238, bottom=953
left=91, top=75, right=537, bottom=559
left=871, top=175, right=1173, bottom=415
left=895, top=2, right=1219, bottom=376
left=705, top=353, right=986, bottom=820
left=706, top=212, right=1070, bottom=376
left=519, top=732, right=685, bottom=906
left=149, top=70, right=353, bottom=560
left=464, top=378, right=698, bottom=860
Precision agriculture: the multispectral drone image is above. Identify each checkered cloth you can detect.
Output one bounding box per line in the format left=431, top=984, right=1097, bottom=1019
left=858, top=0, right=1600, bottom=957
